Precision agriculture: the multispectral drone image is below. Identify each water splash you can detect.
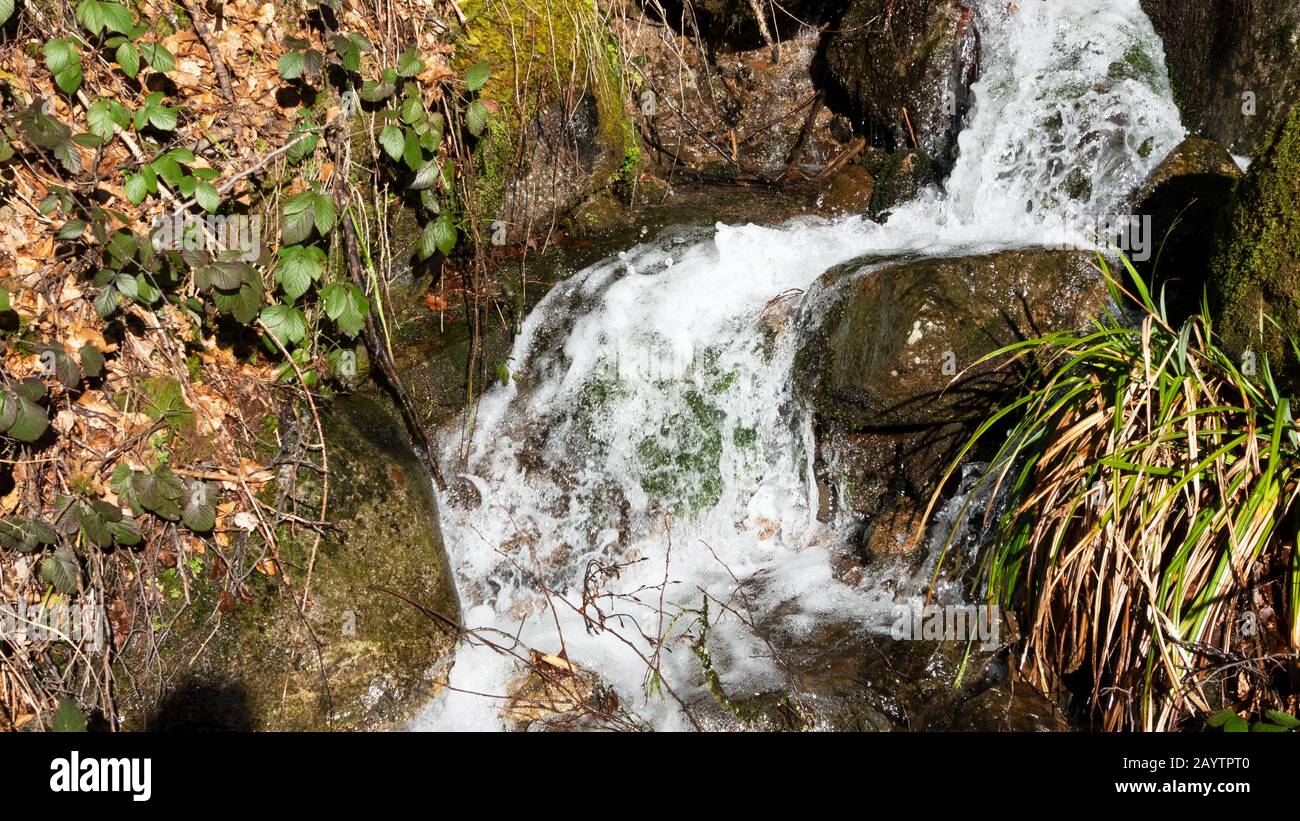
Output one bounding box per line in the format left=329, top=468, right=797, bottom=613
left=412, top=0, right=1185, bottom=731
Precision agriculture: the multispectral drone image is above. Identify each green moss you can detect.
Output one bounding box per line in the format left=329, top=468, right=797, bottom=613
left=1108, top=42, right=1160, bottom=87
left=455, top=0, right=634, bottom=217
left=1211, top=105, right=1300, bottom=385
left=636, top=389, right=726, bottom=515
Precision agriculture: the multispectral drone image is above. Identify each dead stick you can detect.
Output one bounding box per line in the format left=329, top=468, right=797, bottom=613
left=340, top=211, right=449, bottom=492
left=180, top=0, right=237, bottom=104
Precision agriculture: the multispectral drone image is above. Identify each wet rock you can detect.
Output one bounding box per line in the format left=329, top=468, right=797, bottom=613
left=818, top=163, right=876, bottom=215
left=768, top=619, right=1071, bottom=731
left=120, top=397, right=459, bottom=731
left=798, top=249, right=1111, bottom=430
left=1140, top=0, right=1300, bottom=155
left=1211, top=104, right=1300, bottom=387
left=796, top=250, right=1111, bottom=553
left=824, top=0, right=979, bottom=168
left=868, top=149, right=943, bottom=217
left=617, top=16, right=853, bottom=180
left=1128, top=136, right=1242, bottom=314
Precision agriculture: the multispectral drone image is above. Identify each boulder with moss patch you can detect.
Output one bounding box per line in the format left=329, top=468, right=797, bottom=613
left=456, top=0, right=635, bottom=242
left=1210, top=105, right=1300, bottom=385
left=1140, top=0, right=1300, bottom=155
left=795, top=249, right=1110, bottom=556
left=119, top=396, right=459, bottom=730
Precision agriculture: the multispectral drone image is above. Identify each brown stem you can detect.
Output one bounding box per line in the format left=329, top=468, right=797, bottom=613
left=180, top=0, right=237, bottom=104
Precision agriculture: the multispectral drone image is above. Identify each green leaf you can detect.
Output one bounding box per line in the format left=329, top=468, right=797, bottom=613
left=151, top=154, right=183, bottom=186
left=465, top=60, right=490, bottom=92
left=1264, top=710, right=1300, bottom=729
left=281, top=192, right=317, bottom=245
left=1224, top=715, right=1249, bottom=733
left=397, top=47, right=424, bottom=78
left=37, top=344, right=82, bottom=388
left=0, top=517, right=57, bottom=553
left=431, top=213, right=456, bottom=256
left=0, top=0, right=15, bottom=27
left=320, top=282, right=369, bottom=337
left=212, top=277, right=263, bottom=324
left=79, top=504, right=113, bottom=547
left=44, top=39, right=77, bottom=74
left=379, top=124, right=405, bottom=161
left=312, top=193, right=336, bottom=236
left=195, top=261, right=249, bottom=291
left=79, top=344, right=104, bottom=378
left=94, top=285, right=119, bottom=318
left=58, top=220, right=87, bottom=240
left=274, top=244, right=326, bottom=301
left=40, top=547, right=80, bottom=595
left=132, top=465, right=184, bottom=517
left=116, top=40, right=140, bottom=77
left=410, top=160, right=441, bottom=191
left=1251, top=721, right=1289, bottom=732
left=181, top=481, right=216, bottom=532
left=195, top=181, right=220, bottom=214
left=3, top=390, right=49, bottom=442
left=77, top=0, right=133, bottom=35
left=278, top=50, right=306, bottom=80
left=52, top=698, right=87, bottom=733
left=55, top=63, right=84, bottom=95
left=124, top=172, right=149, bottom=204
left=139, top=42, right=175, bottom=73
left=108, top=517, right=141, bottom=546
left=99, top=1, right=134, bottom=34
left=260, top=304, right=308, bottom=346
left=466, top=99, right=489, bottom=137
left=87, top=98, right=120, bottom=141
left=1207, top=709, right=1238, bottom=728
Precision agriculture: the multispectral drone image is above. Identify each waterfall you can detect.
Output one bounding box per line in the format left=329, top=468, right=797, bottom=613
left=412, top=0, right=1186, bottom=731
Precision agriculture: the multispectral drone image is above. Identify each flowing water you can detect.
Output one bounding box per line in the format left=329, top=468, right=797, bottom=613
left=413, top=0, right=1186, bottom=731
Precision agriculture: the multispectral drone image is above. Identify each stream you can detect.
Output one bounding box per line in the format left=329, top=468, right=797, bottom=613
left=413, top=0, right=1187, bottom=731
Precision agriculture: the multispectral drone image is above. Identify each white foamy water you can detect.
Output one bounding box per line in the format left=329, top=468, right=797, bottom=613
left=412, top=0, right=1185, bottom=731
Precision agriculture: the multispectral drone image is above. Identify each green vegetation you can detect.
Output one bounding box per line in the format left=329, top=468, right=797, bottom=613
left=926, top=256, right=1300, bottom=731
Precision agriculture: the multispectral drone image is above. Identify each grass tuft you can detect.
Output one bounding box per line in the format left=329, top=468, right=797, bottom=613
left=924, top=254, right=1300, bottom=730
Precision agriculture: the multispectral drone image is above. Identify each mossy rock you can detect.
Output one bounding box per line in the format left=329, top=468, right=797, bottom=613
left=1128, top=136, right=1241, bottom=317
left=797, top=249, right=1110, bottom=430
left=1140, top=0, right=1300, bottom=155
left=868, top=150, right=942, bottom=217
left=796, top=250, right=1110, bottom=545
left=1210, top=104, right=1300, bottom=386
left=456, top=0, right=636, bottom=240
left=120, top=396, right=459, bottom=730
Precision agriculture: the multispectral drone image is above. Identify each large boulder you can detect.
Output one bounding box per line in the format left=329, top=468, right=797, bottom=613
left=1210, top=105, right=1300, bottom=384
left=796, top=250, right=1111, bottom=557
left=1128, top=136, right=1242, bottom=313
left=824, top=0, right=979, bottom=168
left=120, top=396, right=460, bottom=730
left=1140, top=0, right=1300, bottom=155
left=798, top=250, right=1110, bottom=429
